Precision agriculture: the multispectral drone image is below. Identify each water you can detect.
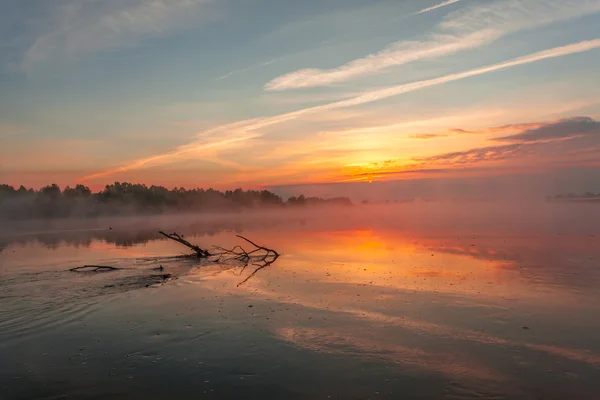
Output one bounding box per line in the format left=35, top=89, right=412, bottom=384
left=1, top=205, right=600, bottom=399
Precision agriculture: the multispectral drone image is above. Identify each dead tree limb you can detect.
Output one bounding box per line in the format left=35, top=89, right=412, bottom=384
left=158, top=231, right=280, bottom=285
left=70, top=265, right=120, bottom=272
left=211, top=235, right=280, bottom=286
left=159, top=231, right=211, bottom=258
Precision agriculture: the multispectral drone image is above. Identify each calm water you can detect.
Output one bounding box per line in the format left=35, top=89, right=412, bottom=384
left=1, top=205, right=600, bottom=399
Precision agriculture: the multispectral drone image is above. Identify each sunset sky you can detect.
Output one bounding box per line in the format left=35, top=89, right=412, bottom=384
left=1, top=0, right=600, bottom=196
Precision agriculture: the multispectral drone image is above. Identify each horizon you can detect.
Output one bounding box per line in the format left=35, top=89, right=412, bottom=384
left=2, top=0, right=600, bottom=196
left=3, top=179, right=600, bottom=203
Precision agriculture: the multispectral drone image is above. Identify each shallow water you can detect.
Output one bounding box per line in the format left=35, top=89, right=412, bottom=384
left=1, top=205, right=600, bottom=399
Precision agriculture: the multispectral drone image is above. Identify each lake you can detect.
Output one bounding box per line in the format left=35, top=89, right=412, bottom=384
left=1, top=204, right=600, bottom=399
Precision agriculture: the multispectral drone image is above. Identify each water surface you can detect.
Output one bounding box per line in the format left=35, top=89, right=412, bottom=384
left=1, top=205, right=599, bottom=399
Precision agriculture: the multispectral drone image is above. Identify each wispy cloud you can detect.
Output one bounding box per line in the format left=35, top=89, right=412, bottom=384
left=265, top=0, right=600, bottom=91
left=416, top=117, right=600, bottom=165
left=446, top=118, right=600, bottom=139
left=216, top=59, right=277, bottom=81
left=80, top=39, right=600, bottom=181
left=23, top=0, right=212, bottom=68
left=416, top=0, right=463, bottom=15
left=411, top=133, right=449, bottom=139
left=448, top=122, right=545, bottom=136
left=349, top=117, right=600, bottom=180
left=492, top=117, right=600, bottom=142
left=449, top=128, right=477, bottom=134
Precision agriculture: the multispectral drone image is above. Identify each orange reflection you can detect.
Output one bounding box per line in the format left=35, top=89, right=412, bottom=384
left=257, top=229, right=511, bottom=298
left=203, top=227, right=600, bottom=312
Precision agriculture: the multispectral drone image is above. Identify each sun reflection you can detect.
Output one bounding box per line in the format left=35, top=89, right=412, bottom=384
left=200, top=227, right=600, bottom=311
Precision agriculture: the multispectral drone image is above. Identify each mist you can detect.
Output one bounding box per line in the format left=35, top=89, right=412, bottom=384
left=272, top=166, right=600, bottom=202
left=2, top=199, right=599, bottom=250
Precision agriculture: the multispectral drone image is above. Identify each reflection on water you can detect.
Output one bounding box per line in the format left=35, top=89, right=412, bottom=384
left=1, top=205, right=600, bottom=399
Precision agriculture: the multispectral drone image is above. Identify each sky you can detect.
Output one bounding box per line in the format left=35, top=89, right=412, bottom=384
left=1, top=0, right=600, bottom=198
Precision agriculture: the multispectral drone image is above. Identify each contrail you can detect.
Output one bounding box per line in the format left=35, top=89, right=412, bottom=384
left=416, top=0, right=462, bottom=15
left=81, top=39, right=600, bottom=181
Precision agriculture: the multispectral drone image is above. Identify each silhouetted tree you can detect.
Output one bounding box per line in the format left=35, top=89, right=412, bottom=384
left=0, top=181, right=353, bottom=220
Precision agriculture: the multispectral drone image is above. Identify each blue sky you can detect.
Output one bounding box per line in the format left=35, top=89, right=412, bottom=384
left=1, top=0, right=600, bottom=196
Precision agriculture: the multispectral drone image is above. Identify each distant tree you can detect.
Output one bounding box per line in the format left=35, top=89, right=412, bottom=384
left=0, top=181, right=350, bottom=220
left=0, top=184, right=16, bottom=197
left=17, top=185, right=33, bottom=194
left=40, top=184, right=61, bottom=198
left=64, top=184, right=92, bottom=198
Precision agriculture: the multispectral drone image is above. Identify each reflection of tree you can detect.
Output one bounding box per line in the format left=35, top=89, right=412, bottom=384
left=0, top=218, right=297, bottom=249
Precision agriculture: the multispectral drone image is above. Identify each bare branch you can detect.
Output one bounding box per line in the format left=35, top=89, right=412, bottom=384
left=159, top=231, right=211, bottom=258
left=156, top=231, right=280, bottom=285
left=235, top=235, right=280, bottom=258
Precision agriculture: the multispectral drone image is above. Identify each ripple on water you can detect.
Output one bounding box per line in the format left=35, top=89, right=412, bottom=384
left=0, top=265, right=176, bottom=347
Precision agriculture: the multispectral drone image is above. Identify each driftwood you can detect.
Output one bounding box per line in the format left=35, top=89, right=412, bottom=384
left=158, top=231, right=211, bottom=258
left=159, top=231, right=280, bottom=285
left=70, top=265, right=120, bottom=272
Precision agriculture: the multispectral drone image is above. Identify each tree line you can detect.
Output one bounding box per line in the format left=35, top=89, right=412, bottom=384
left=0, top=182, right=352, bottom=220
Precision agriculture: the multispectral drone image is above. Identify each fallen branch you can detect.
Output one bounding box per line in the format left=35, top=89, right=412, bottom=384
left=70, top=265, right=120, bottom=272
left=159, top=231, right=280, bottom=285
left=211, top=235, right=280, bottom=286
left=159, top=231, right=211, bottom=258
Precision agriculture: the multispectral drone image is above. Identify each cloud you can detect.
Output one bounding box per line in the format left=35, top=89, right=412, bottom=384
left=417, top=117, right=600, bottom=166
left=318, top=39, right=600, bottom=110
left=411, top=133, right=449, bottom=139
left=350, top=117, right=600, bottom=180
left=493, top=117, right=600, bottom=142
left=447, top=119, right=598, bottom=137
left=80, top=39, right=600, bottom=181
left=447, top=122, right=545, bottom=136
left=81, top=131, right=259, bottom=180
left=23, top=0, right=212, bottom=68
left=449, top=128, right=477, bottom=134
left=265, top=0, right=600, bottom=91
left=353, top=166, right=489, bottom=178
left=418, top=143, right=527, bottom=165
left=486, top=122, right=546, bottom=134
left=415, top=0, right=463, bottom=15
